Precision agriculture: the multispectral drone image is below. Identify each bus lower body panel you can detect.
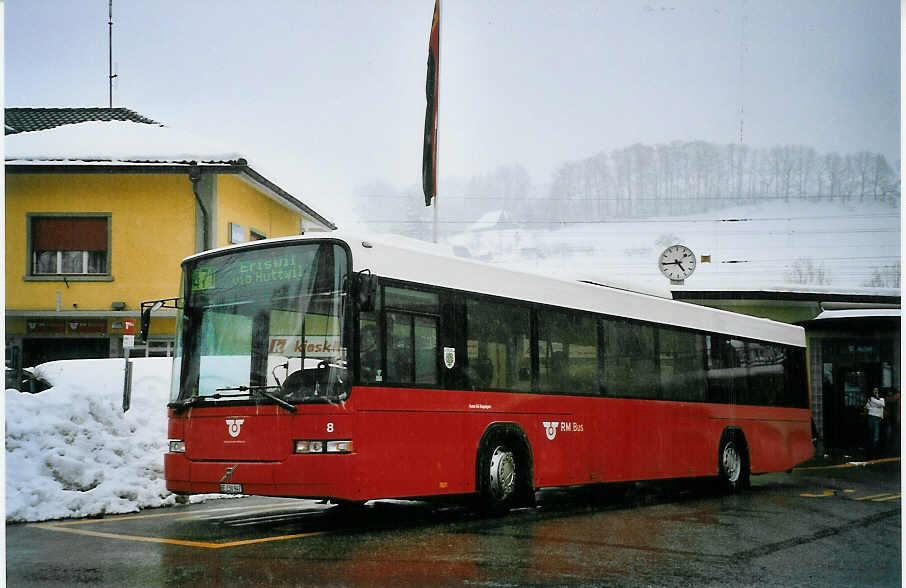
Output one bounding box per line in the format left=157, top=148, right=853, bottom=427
left=165, top=453, right=359, bottom=500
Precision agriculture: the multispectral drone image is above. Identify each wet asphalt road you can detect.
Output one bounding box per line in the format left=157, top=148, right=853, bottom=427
left=7, top=461, right=900, bottom=586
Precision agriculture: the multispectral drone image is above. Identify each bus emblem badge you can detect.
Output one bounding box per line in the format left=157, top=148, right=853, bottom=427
left=220, top=465, right=239, bottom=483
left=443, top=347, right=456, bottom=369
left=543, top=421, right=559, bottom=441
left=226, top=418, right=245, bottom=438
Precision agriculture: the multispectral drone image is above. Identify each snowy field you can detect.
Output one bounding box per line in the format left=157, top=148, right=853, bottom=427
left=447, top=200, right=900, bottom=296
left=5, top=358, right=226, bottom=523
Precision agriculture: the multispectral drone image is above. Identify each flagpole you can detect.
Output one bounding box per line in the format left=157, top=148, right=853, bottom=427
left=432, top=0, right=441, bottom=244
left=422, top=0, right=440, bottom=240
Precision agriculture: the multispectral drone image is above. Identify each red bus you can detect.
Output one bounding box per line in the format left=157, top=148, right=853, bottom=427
left=144, top=234, right=813, bottom=514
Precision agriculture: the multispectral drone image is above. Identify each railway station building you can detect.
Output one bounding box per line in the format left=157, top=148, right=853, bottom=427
left=673, top=288, right=900, bottom=459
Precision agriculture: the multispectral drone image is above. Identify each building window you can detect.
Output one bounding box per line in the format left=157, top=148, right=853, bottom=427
left=250, top=228, right=267, bottom=241
left=30, top=216, right=109, bottom=276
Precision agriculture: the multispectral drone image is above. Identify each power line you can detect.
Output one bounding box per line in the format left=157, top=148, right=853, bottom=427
left=339, top=213, right=897, bottom=223
left=354, top=193, right=900, bottom=203
left=336, top=220, right=899, bottom=232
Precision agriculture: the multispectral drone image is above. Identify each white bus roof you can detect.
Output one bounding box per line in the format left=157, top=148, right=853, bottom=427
left=187, top=233, right=807, bottom=348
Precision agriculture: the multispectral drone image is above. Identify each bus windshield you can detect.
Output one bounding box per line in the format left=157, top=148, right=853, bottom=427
left=171, top=241, right=350, bottom=406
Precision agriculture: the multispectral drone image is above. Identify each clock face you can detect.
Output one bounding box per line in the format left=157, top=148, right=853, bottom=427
left=658, top=245, right=696, bottom=281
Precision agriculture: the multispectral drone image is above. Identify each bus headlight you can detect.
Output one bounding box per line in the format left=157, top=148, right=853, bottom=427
left=294, top=440, right=353, bottom=454
left=325, top=440, right=353, bottom=453
left=294, top=440, right=324, bottom=454
left=169, top=439, right=186, bottom=453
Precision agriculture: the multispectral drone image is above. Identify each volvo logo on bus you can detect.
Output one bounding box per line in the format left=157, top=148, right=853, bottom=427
left=543, top=421, right=559, bottom=441
left=220, top=464, right=239, bottom=483
left=226, top=418, right=245, bottom=438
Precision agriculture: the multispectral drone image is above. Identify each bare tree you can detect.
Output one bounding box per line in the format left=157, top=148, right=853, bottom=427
left=784, top=258, right=832, bottom=285
left=864, top=263, right=901, bottom=288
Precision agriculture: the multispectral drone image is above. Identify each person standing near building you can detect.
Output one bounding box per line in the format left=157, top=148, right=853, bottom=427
left=865, top=387, right=885, bottom=457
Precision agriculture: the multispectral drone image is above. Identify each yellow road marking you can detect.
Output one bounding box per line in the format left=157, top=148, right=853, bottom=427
left=32, top=501, right=327, bottom=549
left=874, top=494, right=901, bottom=502
left=800, top=490, right=835, bottom=498
left=37, top=524, right=323, bottom=549
left=793, top=457, right=900, bottom=472
left=853, top=493, right=895, bottom=501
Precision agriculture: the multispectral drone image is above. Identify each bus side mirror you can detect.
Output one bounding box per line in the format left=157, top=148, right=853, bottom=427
left=140, top=300, right=165, bottom=343
left=356, top=272, right=378, bottom=312
left=140, top=307, right=152, bottom=343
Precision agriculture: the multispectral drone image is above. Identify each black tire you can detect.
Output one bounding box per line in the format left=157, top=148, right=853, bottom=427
left=476, top=430, right=530, bottom=516
left=329, top=499, right=368, bottom=519
left=589, top=482, right=631, bottom=505
left=718, top=432, right=750, bottom=493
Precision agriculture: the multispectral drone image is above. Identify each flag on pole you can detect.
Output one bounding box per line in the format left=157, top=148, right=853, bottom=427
left=422, top=0, right=440, bottom=206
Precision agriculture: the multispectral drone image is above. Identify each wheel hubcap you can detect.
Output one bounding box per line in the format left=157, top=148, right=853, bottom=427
left=722, top=442, right=741, bottom=482
left=489, top=446, right=516, bottom=501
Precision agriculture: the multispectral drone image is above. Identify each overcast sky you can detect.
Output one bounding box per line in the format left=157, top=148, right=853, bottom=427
left=5, top=1, right=900, bottom=221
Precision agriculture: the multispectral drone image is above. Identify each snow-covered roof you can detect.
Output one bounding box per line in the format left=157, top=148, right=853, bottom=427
left=5, top=120, right=243, bottom=164
left=468, top=210, right=513, bottom=232
left=5, top=119, right=337, bottom=229
left=5, top=107, right=158, bottom=134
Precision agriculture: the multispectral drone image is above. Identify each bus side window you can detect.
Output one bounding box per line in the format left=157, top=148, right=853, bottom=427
left=601, top=318, right=658, bottom=399
left=537, top=310, right=598, bottom=395
left=358, top=319, right=381, bottom=383
left=659, top=327, right=707, bottom=402
left=387, top=312, right=414, bottom=383
left=464, top=298, right=531, bottom=392
left=382, top=287, right=440, bottom=386
left=705, top=335, right=748, bottom=404
left=357, top=283, right=382, bottom=384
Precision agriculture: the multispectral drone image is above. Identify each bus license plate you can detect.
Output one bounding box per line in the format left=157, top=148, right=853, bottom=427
left=219, top=483, right=243, bottom=494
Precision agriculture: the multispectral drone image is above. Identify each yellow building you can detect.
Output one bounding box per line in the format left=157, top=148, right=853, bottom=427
left=5, top=107, right=334, bottom=376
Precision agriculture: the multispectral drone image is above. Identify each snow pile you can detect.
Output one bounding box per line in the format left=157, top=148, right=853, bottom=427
left=6, top=358, right=178, bottom=522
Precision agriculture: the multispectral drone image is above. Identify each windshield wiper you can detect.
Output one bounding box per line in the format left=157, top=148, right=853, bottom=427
left=171, top=394, right=203, bottom=415
left=215, top=385, right=298, bottom=413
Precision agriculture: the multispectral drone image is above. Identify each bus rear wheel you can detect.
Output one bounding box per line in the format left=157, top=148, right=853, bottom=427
left=718, top=433, right=750, bottom=493
left=477, top=431, right=531, bottom=516
left=488, top=445, right=516, bottom=501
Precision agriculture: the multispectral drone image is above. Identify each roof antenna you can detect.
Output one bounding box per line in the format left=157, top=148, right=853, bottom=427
left=737, top=0, right=747, bottom=147
left=108, top=0, right=118, bottom=108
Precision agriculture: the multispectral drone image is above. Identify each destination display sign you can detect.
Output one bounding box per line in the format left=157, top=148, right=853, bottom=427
left=268, top=336, right=341, bottom=358
left=190, top=247, right=316, bottom=294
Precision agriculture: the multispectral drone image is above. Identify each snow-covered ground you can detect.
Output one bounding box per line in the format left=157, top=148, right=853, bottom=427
left=5, top=357, right=226, bottom=523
